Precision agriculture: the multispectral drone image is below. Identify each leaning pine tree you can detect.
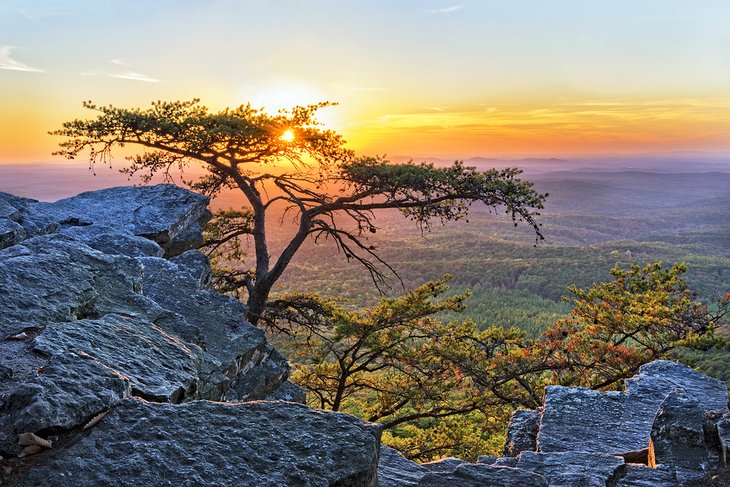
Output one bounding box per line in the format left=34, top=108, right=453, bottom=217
left=53, top=100, right=546, bottom=323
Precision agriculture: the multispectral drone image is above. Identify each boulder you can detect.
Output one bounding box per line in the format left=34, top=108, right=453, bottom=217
left=0, top=219, right=24, bottom=250
left=378, top=446, right=427, bottom=487
left=418, top=464, right=548, bottom=487
left=537, top=360, right=728, bottom=457
left=503, top=408, right=540, bottom=456
left=59, top=224, right=164, bottom=257
left=29, top=185, right=211, bottom=255
left=9, top=399, right=382, bottom=487
left=628, top=360, right=728, bottom=413
left=649, top=390, right=721, bottom=470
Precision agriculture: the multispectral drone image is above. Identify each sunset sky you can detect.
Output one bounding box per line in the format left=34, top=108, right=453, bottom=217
left=1, top=0, right=729, bottom=163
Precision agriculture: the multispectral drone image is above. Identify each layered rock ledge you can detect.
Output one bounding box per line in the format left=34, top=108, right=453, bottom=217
left=0, top=185, right=379, bottom=486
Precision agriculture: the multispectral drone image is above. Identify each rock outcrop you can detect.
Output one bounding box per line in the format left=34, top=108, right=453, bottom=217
left=0, top=185, right=378, bottom=486
left=379, top=361, right=730, bottom=486
left=3, top=184, right=729, bottom=486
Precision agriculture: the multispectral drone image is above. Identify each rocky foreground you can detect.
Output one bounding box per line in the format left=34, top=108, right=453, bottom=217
left=1, top=184, right=729, bottom=486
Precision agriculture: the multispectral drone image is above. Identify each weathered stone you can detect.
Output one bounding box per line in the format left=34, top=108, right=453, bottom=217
left=516, top=451, right=625, bottom=487
left=378, top=446, right=427, bottom=487
left=0, top=193, right=25, bottom=220
left=0, top=234, right=144, bottom=337
left=614, top=464, right=680, bottom=486
left=0, top=192, right=57, bottom=240
left=33, top=314, right=203, bottom=403
left=628, top=361, right=729, bottom=412
left=11, top=399, right=382, bottom=487
left=139, top=255, right=287, bottom=401
left=537, top=360, right=729, bottom=456
left=477, top=455, right=498, bottom=464
left=59, top=224, right=164, bottom=257
left=170, top=249, right=212, bottom=287
left=421, top=457, right=467, bottom=473
left=717, top=415, right=730, bottom=465
left=649, top=390, right=720, bottom=470
left=265, top=380, right=307, bottom=403
left=418, top=464, right=548, bottom=487
left=504, top=408, right=540, bottom=456
left=0, top=219, right=24, bottom=250
left=30, top=184, right=211, bottom=253
left=0, top=351, right=130, bottom=455
left=225, top=348, right=290, bottom=401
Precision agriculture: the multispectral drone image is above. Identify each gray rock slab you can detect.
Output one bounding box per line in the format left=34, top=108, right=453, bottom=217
left=615, top=464, right=680, bottom=487
left=378, top=446, right=427, bottom=487
left=60, top=224, right=164, bottom=257
left=504, top=408, right=540, bottom=456
left=170, top=249, right=211, bottom=287
left=32, top=184, right=210, bottom=247
left=33, top=314, right=203, bottom=403
left=516, top=451, right=625, bottom=487
left=0, top=192, right=27, bottom=220
left=537, top=360, right=729, bottom=456
left=628, top=360, right=729, bottom=412
left=0, top=351, right=130, bottom=455
left=649, top=390, right=720, bottom=470
left=225, top=347, right=290, bottom=402
left=418, top=464, right=548, bottom=487
left=11, top=399, right=382, bottom=487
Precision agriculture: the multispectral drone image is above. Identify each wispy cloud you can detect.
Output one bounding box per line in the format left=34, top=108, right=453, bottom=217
left=109, top=71, right=160, bottom=83
left=16, top=6, right=75, bottom=21
left=80, top=59, right=160, bottom=83
left=0, top=46, right=44, bottom=73
left=426, top=5, right=464, bottom=14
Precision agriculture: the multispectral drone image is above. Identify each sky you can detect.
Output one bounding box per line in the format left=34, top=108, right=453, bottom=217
left=1, top=0, right=729, bottom=164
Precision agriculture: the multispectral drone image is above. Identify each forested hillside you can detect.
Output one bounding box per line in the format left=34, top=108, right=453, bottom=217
left=273, top=168, right=730, bottom=378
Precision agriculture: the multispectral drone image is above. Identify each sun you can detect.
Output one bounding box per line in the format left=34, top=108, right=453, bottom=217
left=280, top=129, right=295, bottom=142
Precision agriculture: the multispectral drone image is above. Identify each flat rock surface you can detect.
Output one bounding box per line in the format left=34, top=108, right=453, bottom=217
left=418, top=464, right=548, bottom=487
left=0, top=234, right=144, bottom=338
left=516, top=451, right=625, bottom=487
left=34, top=314, right=203, bottom=402
left=9, top=399, right=382, bottom=487
left=615, top=464, right=679, bottom=487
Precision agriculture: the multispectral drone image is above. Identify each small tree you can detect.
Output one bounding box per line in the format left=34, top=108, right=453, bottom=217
left=53, top=100, right=546, bottom=323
